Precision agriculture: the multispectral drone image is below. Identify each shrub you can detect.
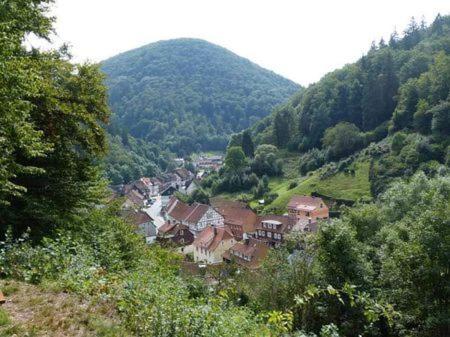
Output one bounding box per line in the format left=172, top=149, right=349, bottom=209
left=288, top=181, right=298, bottom=190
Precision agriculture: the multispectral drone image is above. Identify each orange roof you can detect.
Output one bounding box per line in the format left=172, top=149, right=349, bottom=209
left=158, top=221, right=177, bottom=234
left=287, top=195, right=327, bottom=210
left=193, top=226, right=234, bottom=252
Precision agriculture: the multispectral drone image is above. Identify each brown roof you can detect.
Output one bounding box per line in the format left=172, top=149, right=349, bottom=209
left=158, top=221, right=176, bottom=234
left=167, top=198, right=193, bottom=222
left=223, top=238, right=269, bottom=269
left=256, top=215, right=295, bottom=234
left=167, top=198, right=212, bottom=225
left=287, top=195, right=327, bottom=210
left=185, top=203, right=210, bottom=224
left=212, top=199, right=257, bottom=232
left=158, top=221, right=190, bottom=235
left=193, top=226, right=234, bottom=252
left=173, top=168, right=193, bottom=180
left=124, top=189, right=146, bottom=207
left=123, top=210, right=153, bottom=226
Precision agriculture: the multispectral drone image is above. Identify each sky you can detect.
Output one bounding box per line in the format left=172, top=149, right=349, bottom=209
left=36, top=0, right=450, bottom=86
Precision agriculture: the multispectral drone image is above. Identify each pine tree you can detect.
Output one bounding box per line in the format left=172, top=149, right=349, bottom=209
left=241, top=130, right=254, bottom=158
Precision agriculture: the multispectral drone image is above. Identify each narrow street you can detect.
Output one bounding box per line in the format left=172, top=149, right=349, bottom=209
left=144, top=195, right=165, bottom=228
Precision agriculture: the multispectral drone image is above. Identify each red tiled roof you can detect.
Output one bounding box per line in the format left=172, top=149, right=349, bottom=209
left=193, top=226, right=234, bottom=252
left=185, top=203, right=210, bottom=224
left=158, top=221, right=177, bottom=234
left=167, top=198, right=212, bottom=225
left=287, top=195, right=327, bottom=210
left=212, top=199, right=257, bottom=232
left=158, top=222, right=190, bottom=236
left=167, top=199, right=193, bottom=222
left=223, top=238, right=269, bottom=269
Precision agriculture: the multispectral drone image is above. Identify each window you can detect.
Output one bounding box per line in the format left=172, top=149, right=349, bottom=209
left=267, top=232, right=272, bottom=238
left=261, top=230, right=265, bottom=236
left=180, top=238, right=184, bottom=244
left=179, top=229, right=184, bottom=235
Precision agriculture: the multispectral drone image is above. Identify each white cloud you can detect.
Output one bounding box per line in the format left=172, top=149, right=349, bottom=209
left=34, top=0, right=450, bottom=85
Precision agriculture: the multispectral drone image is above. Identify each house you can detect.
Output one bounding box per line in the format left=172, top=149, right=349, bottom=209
left=253, top=215, right=296, bottom=247
left=121, top=189, right=147, bottom=209
left=212, top=199, right=258, bottom=241
left=194, top=155, right=223, bottom=171
left=193, top=226, right=235, bottom=264
left=223, top=238, right=269, bottom=269
left=287, top=195, right=329, bottom=221
left=157, top=220, right=195, bottom=253
left=159, top=172, right=183, bottom=189
left=123, top=209, right=157, bottom=244
left=172, top=168, right=195, bottom=186
left=123, top=177, right=158, bottom=199
left=166, top=197, right=224, bottom=235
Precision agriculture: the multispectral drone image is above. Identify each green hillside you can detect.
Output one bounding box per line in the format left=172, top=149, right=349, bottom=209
left=245, top=15, right=450, bottom=197
left=102, top=38, right=300, bottom=156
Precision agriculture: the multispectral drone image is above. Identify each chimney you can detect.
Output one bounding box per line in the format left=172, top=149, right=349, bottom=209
left=308, top=217, right=312, bottom=224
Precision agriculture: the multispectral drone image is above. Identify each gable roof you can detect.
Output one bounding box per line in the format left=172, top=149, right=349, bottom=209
left=212, top=199, right=257, bottom=232
left=158, top=221, right=190, bottom=235
left=167, top=198, right=193, bottom=222
left=256, top=214, right=295, bottom=233
left=124, top=189, right=146, bottom=207
left=287, top=195, right=327, bottom=210
left=173, top=167, right=193, bottom=180
left=185, top=203, right=210, bottom=223
left=167, top=198, right=215, bottom=225
left=193, top=226, right=234, bottom=252
left=123, top=210, right=153, bottom=226
left=223, top=238, right=269, bottom=269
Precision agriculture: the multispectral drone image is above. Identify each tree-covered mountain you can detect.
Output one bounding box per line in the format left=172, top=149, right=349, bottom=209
left=247, top=15, right=450, bottom=195
left=101, top=38, right=300, bottom=156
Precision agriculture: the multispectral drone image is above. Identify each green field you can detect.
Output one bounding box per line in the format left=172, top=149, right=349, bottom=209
left=214, top=151, right=372, bottom=213
left=263, top=161, right=371, bottom=210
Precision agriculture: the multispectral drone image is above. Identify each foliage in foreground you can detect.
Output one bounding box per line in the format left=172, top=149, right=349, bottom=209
left=238, top=172, right=449, bottom=337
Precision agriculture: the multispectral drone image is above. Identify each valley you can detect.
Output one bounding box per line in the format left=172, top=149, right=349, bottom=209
left=1, top=2, right=449, bottom=336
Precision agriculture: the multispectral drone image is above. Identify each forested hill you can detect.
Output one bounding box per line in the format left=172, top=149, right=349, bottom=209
left=253, top=15, right=450, bottom=149
left=102, top=38, right=300, bottom=155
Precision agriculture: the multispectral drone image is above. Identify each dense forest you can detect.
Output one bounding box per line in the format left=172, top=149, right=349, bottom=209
left=0, top=1, right=449, bottom=336
left=102, top=38, right=300, bottom=156
left=224, top=15, right=450, bottom=196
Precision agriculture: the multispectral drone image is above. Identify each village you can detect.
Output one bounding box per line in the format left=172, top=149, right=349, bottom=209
left=111, top=154, right=330, bottom=270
